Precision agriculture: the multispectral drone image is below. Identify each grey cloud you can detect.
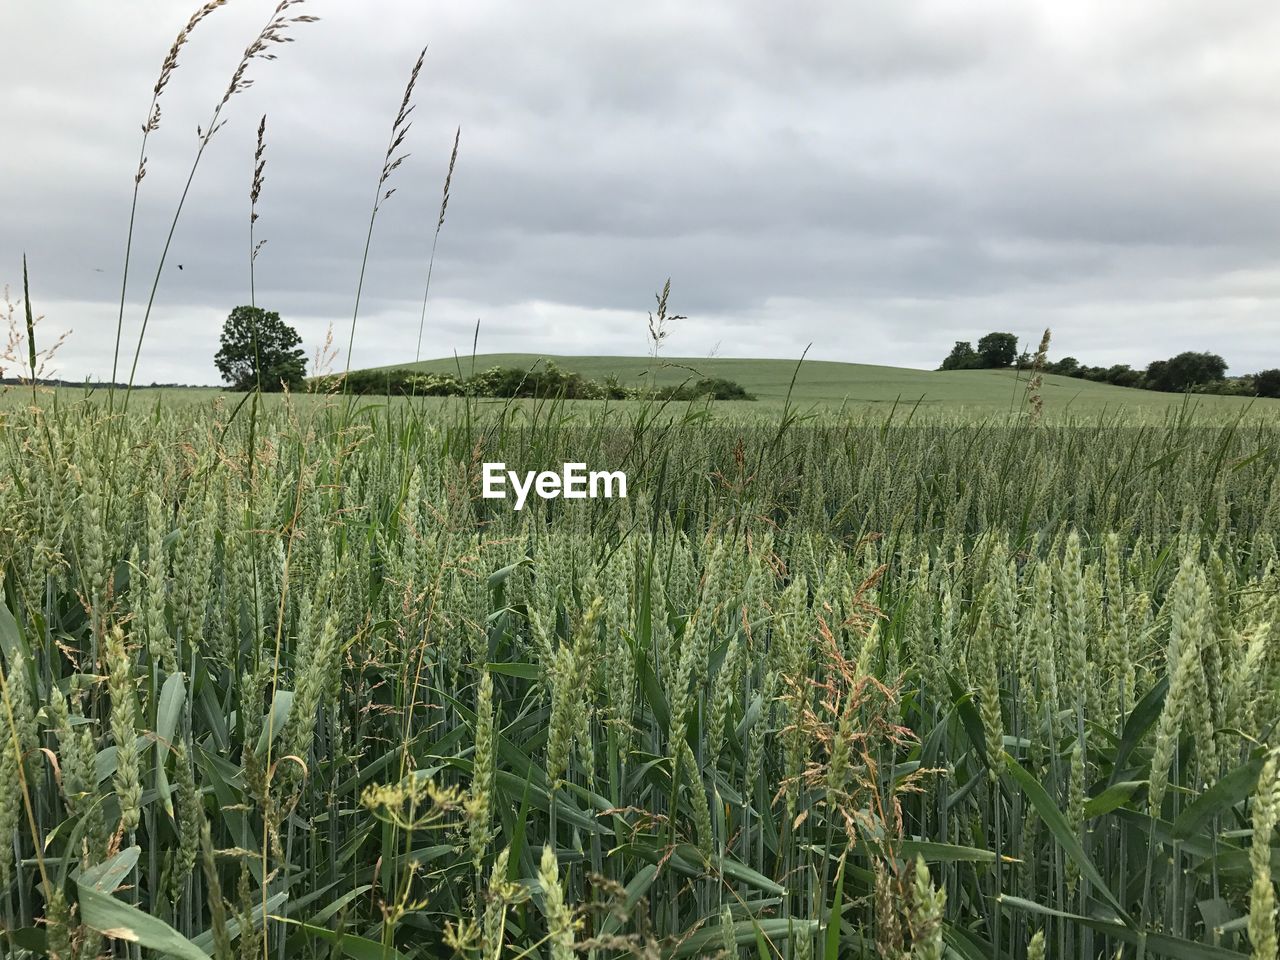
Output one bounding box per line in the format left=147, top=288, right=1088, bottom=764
left=2, top=0, right=1279, bottom=386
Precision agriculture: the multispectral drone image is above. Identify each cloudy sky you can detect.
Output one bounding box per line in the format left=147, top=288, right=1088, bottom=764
left=4, top=1, right=1280, bottom=384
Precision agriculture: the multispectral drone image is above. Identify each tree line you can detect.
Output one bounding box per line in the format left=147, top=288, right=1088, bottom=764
left=213, top=306, right=753, bottom=400
left=324, top=363, right=754, bottom=401
left=940, top=332, right=1280, bottom=398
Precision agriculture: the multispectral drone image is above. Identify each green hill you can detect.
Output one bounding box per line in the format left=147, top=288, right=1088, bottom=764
left=372, top=353, right=1280, bottom=416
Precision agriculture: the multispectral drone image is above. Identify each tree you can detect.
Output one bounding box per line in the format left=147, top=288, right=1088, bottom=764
left=977, top=332, right=1018, bottom=368
left=939, top=341, right=981, bottom=371
left=1255, top=368, right=1280, bottom=398
left=1145, top=351, right=1227, bottom=392
left=1142, top=359, right=1168, bottom=390
left=214, top=305, right=306, bottom=392
left=1048, top=357, right=1081, bottom=377
left=1105, top=364, right=1141, bottom=388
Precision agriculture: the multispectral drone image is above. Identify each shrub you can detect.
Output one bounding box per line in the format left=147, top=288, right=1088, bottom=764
left=939, top=341, right=982, bottom=370
left=314, top=364, right=755, bottom=401
left=1254, top=368, right=1280, bottom=398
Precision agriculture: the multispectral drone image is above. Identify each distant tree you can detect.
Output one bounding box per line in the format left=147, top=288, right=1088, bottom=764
left=940, top=341, right=982, bottom=370
left=1193, top=377, right=1253, bottom=397
left=1145, top=351, right=1227, bottom=392
left=1255, top=368, right=1280, bottom=398
left=1048, top=357, right=1081, bottom=377
left=977, top=332, right=1018, bottom=368
left=1105, top=364, right=1141, bottom=388
left=1142, top=359, right=1168, bottom=390
left=214, top=305, right=306, bottom=392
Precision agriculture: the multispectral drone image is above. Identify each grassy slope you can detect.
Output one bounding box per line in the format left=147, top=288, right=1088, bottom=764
left=373, top=352, right=1280, bottom=416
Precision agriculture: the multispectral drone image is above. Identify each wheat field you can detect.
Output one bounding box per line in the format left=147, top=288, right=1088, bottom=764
left=0, top=396, right=1277, bottom=958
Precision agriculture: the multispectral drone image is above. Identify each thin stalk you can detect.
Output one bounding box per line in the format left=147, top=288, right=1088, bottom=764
left=412, top=127, right=460, bottom=370
left=341, top=46, right=427, bottom=417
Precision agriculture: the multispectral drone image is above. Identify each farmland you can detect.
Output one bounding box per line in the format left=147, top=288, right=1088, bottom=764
left=0, top=391, right=1277, bottom=958
left=371, top=353, right=1280, bottom=416
left=69, top=354, right=1280, bottom=423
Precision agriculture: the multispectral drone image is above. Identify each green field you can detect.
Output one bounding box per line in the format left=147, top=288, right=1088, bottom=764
left=2, top=390, right=1279, bottom=959
left=377, top=352, right=1280, bottom=416
left=38, top=355, right=1276, bottom=421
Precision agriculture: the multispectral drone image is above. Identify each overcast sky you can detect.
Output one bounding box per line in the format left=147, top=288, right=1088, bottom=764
left=4, top=1, right=1280, bottom=384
